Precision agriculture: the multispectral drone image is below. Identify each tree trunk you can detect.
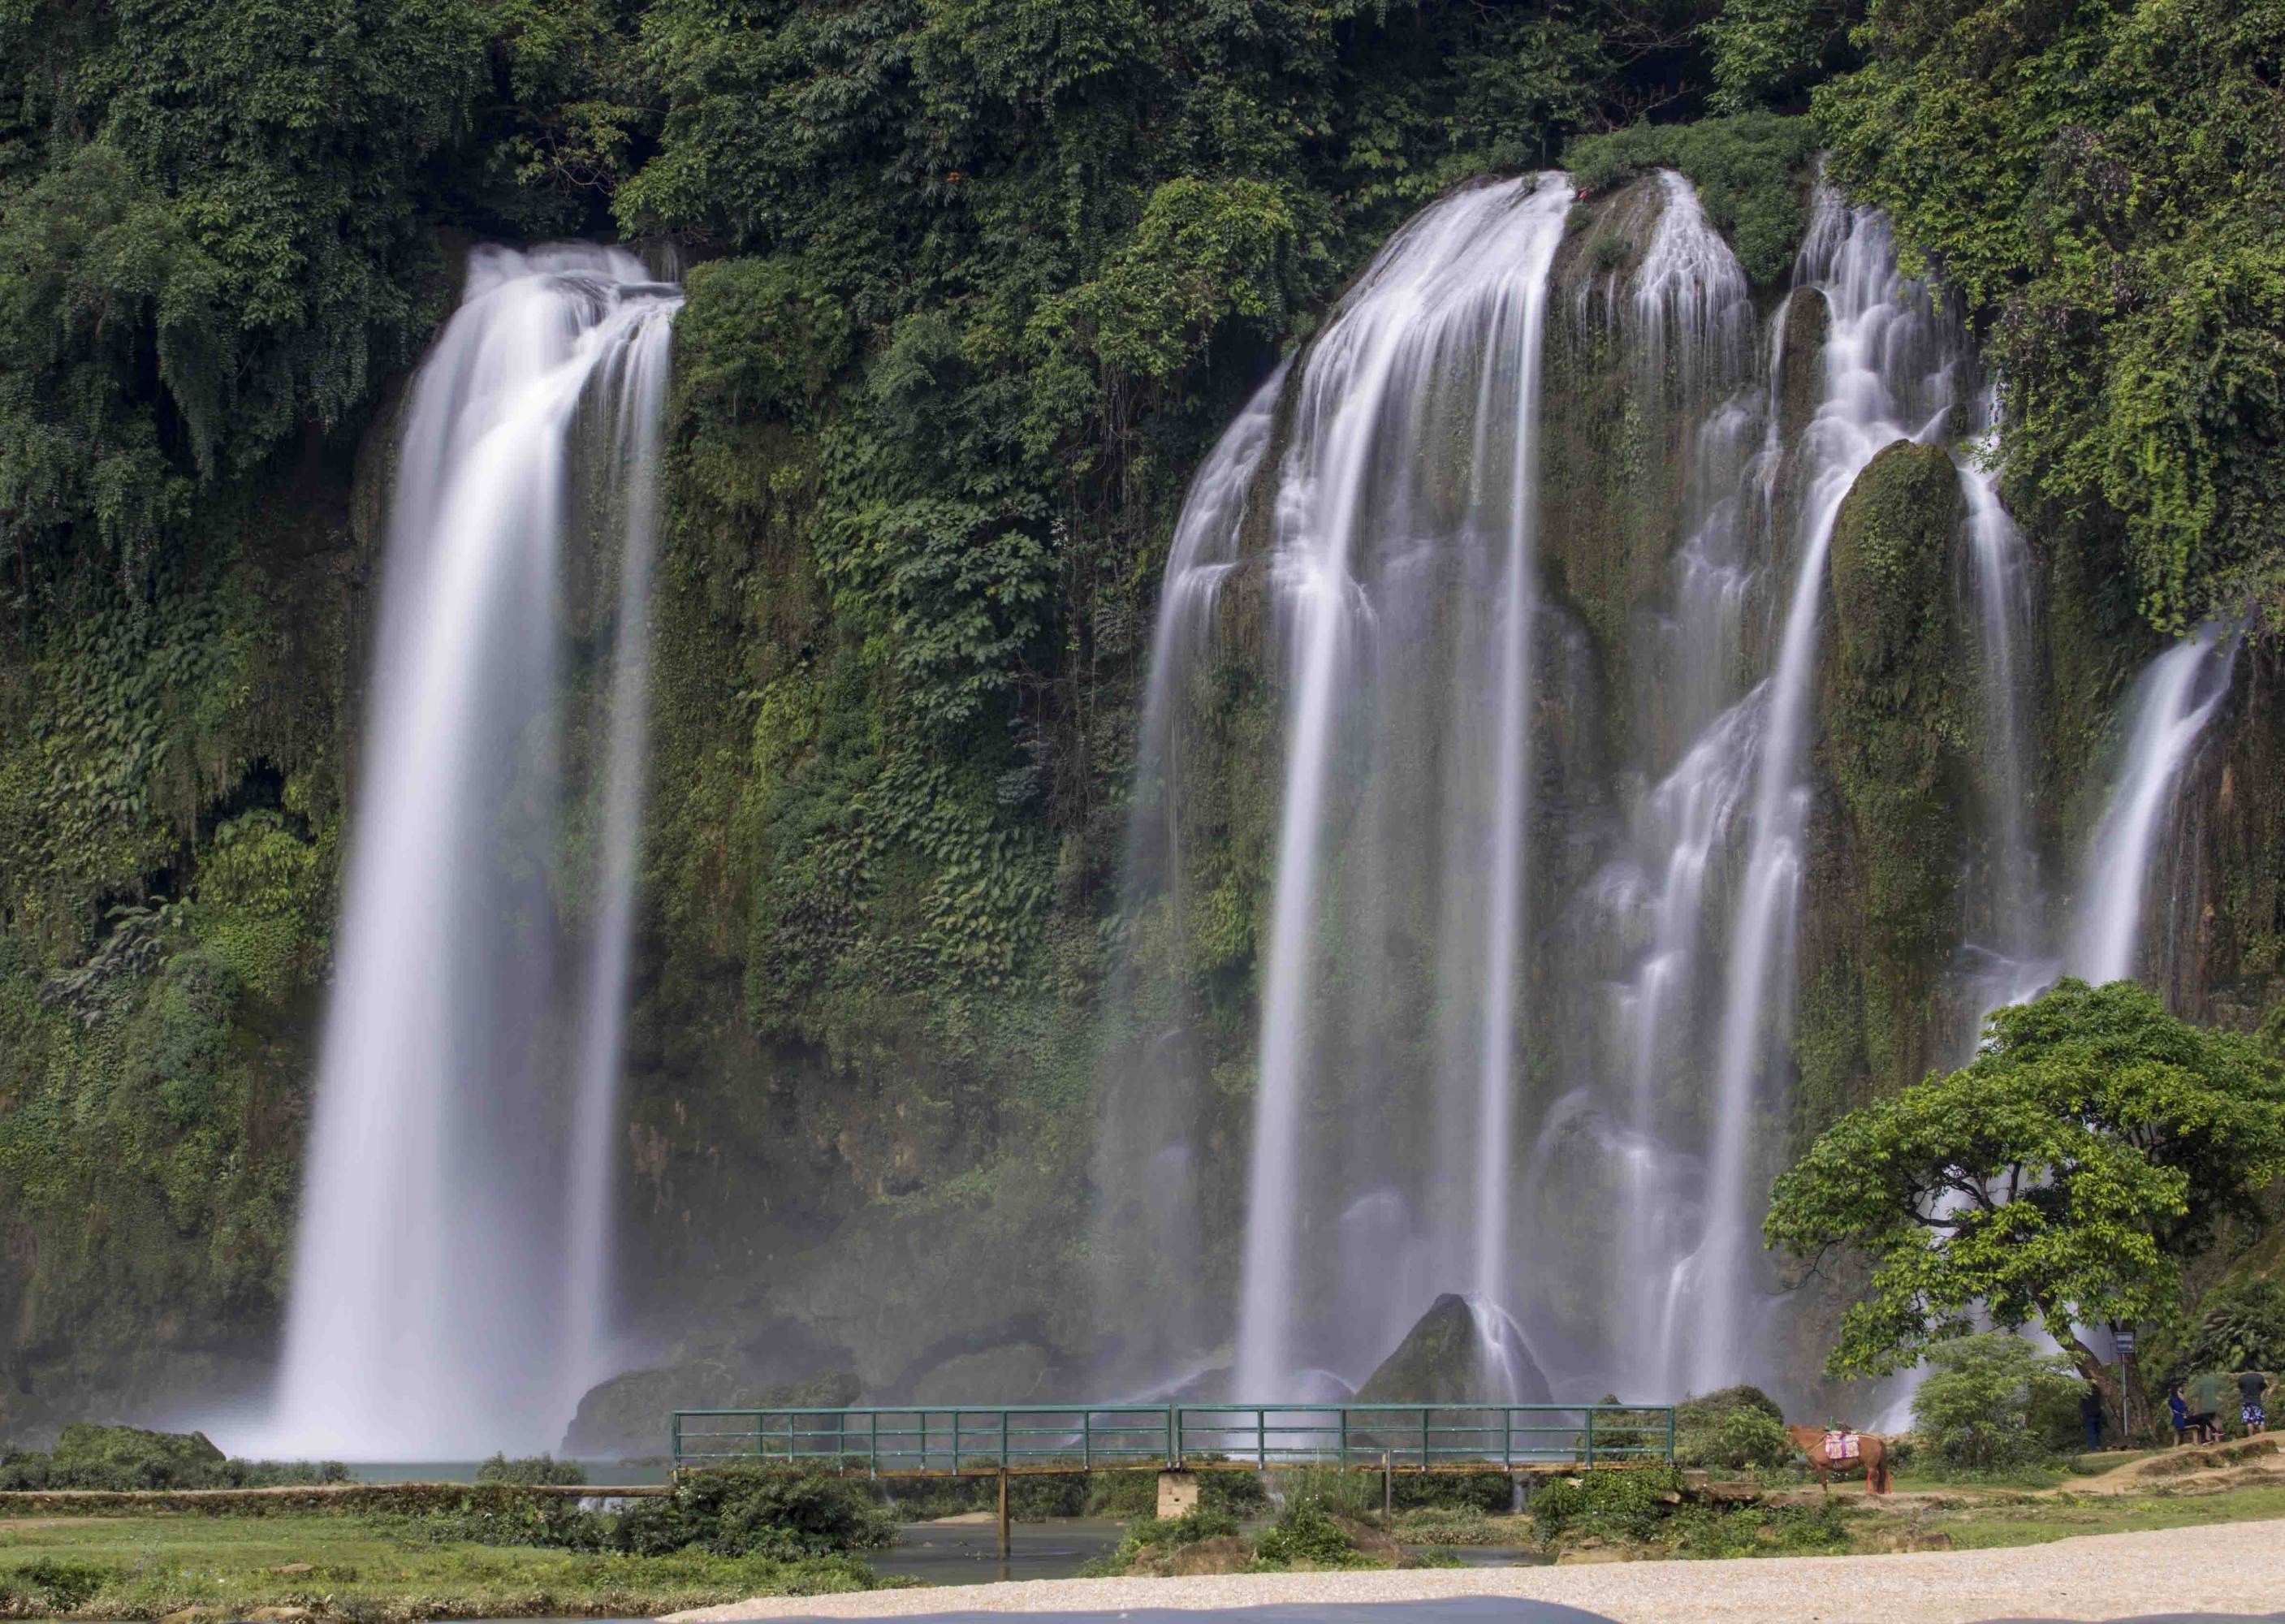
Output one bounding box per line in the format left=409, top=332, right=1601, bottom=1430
left=2045, top=1312, right=2124, bottom=1431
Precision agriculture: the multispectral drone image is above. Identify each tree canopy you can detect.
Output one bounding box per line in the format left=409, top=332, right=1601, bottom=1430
left=1765, top=980, right=2285, bottom=1389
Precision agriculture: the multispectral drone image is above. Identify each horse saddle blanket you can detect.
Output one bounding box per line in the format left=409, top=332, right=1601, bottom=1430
left=1824, top=1430, right=1861, bottom=1460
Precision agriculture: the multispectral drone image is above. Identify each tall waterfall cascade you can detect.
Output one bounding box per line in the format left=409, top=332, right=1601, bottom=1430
left=1103, top=168, right=2239, bottom=1406
left=260, top=244, right=680, bottom=1458
left=1234, top=174, right=1574, bottom=1398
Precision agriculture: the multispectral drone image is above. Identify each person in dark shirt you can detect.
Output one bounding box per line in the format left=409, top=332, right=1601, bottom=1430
left=2079, top=1383, right=2106, bottom=1453
left=2168, top=1383, right=2219, bottom=1444
left=2240, top=1367, right=2271, bottom=1435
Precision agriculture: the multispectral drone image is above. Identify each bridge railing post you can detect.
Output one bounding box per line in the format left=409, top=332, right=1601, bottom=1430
left=1166, top=1405, right=1177, bottom=1468
left=1585, top=1407, right=1596, bottom=1467
left=1666, top=1406, right=1676, bottom=1462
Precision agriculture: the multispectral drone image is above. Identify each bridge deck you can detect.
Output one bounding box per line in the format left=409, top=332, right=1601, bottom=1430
left=672, top=1402, right=1677, bottom=1475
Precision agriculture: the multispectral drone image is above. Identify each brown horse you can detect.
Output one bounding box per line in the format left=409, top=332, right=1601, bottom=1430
left=1786, top=1423, right=1892, bottom=1494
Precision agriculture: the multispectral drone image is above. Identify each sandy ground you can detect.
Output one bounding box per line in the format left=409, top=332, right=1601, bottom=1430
left=668, top=1518, right=2285, bottom=1622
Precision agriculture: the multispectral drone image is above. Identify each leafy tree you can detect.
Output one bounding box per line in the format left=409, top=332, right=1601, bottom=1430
left=1909, top=1332, right=2081, bottom=1472
left=1701, top=0, right=1860, bottom=113
left=1765, top=979, right=2285, bottom=1419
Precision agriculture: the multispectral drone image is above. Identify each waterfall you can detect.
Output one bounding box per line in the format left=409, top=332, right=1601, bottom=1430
left=1234, top=175, right=1572, bottom=1397
left=1634, top=170, right=1756, bottom=402
left=261, top=244, right=679, bottom=1457
left=1616, top=696, right=1761, bottom=1393
left=2071, top=624, right=2237, bottom=984
left=1603, top=175, right=1761, bottom=1397
left=561, top=305, right=676, bottom=1412
left=1117, top=160, right=2235, bottom=1409
left=1953, top=390, right=2054, bottom=1031
left=1680, top=191, right=1958, bottom=1392
left=1093, top=367, right=1285, bottom=1383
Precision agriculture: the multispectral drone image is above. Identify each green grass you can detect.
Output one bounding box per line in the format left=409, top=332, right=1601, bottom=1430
left=0, top=1514, right=885, bottom=1620
left=1915, top=1484, right=2285, bottom=1552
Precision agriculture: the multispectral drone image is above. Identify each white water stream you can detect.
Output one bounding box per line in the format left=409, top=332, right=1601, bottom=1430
left=259, top=245, right=678, bottom=1457
left=1235, top=175, right=1573, bottom=1397
left=1682, top=195, right=1959, bottom=1390
left=2072, top=623, right=2238, bottom=983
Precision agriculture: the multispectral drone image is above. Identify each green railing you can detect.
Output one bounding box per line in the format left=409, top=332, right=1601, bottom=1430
left=671, top=1402, right=1674, bottom=1473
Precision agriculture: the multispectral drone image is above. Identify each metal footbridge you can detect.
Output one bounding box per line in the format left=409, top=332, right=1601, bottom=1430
left=672, top=1402, right=1675, bottom=1477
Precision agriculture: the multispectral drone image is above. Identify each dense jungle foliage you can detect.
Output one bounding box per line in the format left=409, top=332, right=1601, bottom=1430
left=1, top=0, right=2282, bottom=1425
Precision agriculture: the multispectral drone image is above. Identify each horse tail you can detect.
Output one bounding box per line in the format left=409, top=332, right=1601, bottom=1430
left=1874, top=1450, right=1891, bottom=1494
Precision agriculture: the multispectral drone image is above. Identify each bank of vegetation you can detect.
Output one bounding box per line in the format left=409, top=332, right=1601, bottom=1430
left=0, top=1459, right=900, bottom=1619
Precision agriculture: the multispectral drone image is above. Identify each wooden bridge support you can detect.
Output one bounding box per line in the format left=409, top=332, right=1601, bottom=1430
left=996, top=1469, right=1010, bottom=1559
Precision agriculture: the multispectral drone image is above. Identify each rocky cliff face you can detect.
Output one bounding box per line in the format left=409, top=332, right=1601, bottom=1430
left=1, top=167, right=2279, bottom=1441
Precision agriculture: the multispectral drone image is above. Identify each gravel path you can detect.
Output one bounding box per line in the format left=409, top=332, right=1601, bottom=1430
left=668, top=1518, right=2285, bottom=1622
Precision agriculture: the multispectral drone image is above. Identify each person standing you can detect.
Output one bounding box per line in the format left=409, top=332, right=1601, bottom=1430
left=2080, top=1382, right=2106, bottom=1453
left=2239, top=1367, right=2271, bottom=1436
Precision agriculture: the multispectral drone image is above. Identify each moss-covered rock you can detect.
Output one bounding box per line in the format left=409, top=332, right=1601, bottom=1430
left=1354, top=1294, right=1552, bottom=1403
left=1776, top=290, right=1829, bottom=451
left=1822, top=440, right=1970, bottom=981
left=1790, top=439, right=1972, bottom=1147
left=563, top=1361, right=861, bottom=1461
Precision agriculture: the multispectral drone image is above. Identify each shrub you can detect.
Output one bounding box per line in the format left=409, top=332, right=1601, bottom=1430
left=1679, top=1384, right=1785, bottom=1423
left=2183, top=1279, right=2285, bottom=1375
left=1911, top=1333, right=2082, bottom=1472
left=1118, top=1508, right=1239, bottom=1554
left=1091, top=1507, right=1245, bottom=1576
left=1679, top=1406, right=1796, bottom=1472
left=474, top=1453, right=588, bottom=1486
left=386, top=1497, right=611, bottom=1551
left=611, top=1466, right=896, bottom=1558
left=0, top=1560, right=110, bottom=1611
left=1674, top=1387, right=1794, bottom=1471
left=0, top=1425, right=348, bottom=1491
left=1392, top=1505, right=1503, bottom=1545
left=1266, top=1467, right=1379, bottom=1520
left=1393, top=1471, right=1510, bottom=1513
left=1527, top=1466, right=1682, bottom=1548
left=1251, top=1499, right=1363, bottom=1567
left=1669, top=1497, right=1852, bottom=1560
left=1563, top=112, right=1821, bottom=283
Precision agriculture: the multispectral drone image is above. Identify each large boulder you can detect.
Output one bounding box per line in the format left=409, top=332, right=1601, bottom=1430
left=562, top=1358, right=860, bottom=1460
left=906, top=1341, right=1055, bottom=1406
left=1355, top=1294, right=1553, bottom=1404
